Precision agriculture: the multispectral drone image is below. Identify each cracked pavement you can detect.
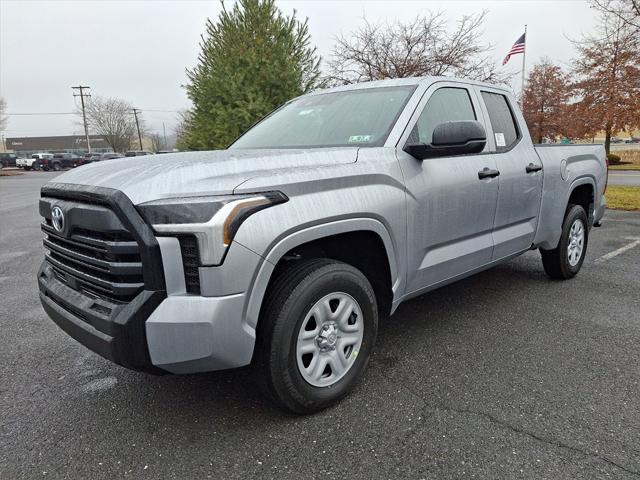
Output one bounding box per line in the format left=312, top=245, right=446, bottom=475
left=1, top=172, right=640, bottom=479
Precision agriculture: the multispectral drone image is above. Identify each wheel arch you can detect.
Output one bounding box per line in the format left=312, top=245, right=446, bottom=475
left=567, top=177, right=595, bottom=225
left=243, top=218, right=400, bottom=332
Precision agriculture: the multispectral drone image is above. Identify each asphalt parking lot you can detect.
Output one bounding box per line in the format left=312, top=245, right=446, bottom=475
left=1, top=171, right=640, bottom=479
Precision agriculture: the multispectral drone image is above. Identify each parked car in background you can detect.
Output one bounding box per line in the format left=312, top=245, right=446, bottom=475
left=84, top=153, right=103, bottom=162
left=100, top=153, right=124, bottom=161
left=124, top=151, right=154, bottom=157
left=17, top=153, right=54, bottom=171
left=37, top=76, right=607, bottom=413
left=610, top=137, right=624, bottom=144
left=625, top=137, right=640, bottom=144
left=0, top=153, right=18, bottom=168
left=40, top=153, right=83, bottom=171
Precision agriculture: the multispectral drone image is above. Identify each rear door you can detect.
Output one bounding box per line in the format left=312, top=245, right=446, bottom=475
left=397, top=82, right=500, bottom=295
left=476, top=89, right=543, bottom=260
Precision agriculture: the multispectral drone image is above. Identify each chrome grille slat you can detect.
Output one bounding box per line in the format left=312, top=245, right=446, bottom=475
left=41, top=223, right=139, bottom=256
left=41, top=205, right=145, bottom=302
left=43, top=238, right=143, bottom=276
left=45, top=254, right=144, bottom=297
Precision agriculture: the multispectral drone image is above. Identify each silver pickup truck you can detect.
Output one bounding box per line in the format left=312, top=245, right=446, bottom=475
left=38, top=77, right=607, bottom=413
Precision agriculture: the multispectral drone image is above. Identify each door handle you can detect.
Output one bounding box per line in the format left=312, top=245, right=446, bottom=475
left=526, top=163, right=543, bottom=173
left=478, top=167, right=500, bottom=179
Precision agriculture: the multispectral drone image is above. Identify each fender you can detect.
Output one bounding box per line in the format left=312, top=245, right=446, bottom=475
left=535, top=174, right=598, bottom=250
left=241, top=217, right=401, bottom=331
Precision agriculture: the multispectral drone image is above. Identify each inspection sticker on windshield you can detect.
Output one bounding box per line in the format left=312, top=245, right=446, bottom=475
left=494, top=132, right=506, bottom=147
left=348, top=135, right=373, bottom=143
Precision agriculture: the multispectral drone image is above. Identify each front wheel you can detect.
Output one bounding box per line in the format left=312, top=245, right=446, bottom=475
left=255, top=259, right=378, bottom=414
left=540, top=204, right=589, bottom=279
left=52, top=162, right=62, bottom=171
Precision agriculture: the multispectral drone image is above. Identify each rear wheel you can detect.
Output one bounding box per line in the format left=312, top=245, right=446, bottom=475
left=540, top=204, right=588, bottom=279
left=52, top=162, right=62, bottom=171
left=255, top=258, right=378, bottom=414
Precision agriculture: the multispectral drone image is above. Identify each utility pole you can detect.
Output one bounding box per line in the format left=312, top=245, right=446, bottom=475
left=163, top=122, right=167, bottom=150
left=132, top=108, right=143, bottom=150
left=72, top=85, right=91, bottom=153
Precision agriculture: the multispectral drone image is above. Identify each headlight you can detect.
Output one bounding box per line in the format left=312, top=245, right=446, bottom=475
left=138, top=192, right=287, bottom=265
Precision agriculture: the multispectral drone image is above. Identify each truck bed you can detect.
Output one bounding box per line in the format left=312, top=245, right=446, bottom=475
left=532, top=143, right=607, bottom=249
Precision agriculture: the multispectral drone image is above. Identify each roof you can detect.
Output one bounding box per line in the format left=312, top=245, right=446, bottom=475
left=308, top=76, right=510, bottom=96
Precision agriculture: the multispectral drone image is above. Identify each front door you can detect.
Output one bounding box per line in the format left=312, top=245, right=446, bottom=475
left=397, top=83, right=500, bottom=295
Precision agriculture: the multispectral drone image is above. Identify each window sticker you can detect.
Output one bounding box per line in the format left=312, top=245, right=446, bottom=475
left=494, top=132, right=506, bottom=147
left=348, top=135, right=374, bottom=143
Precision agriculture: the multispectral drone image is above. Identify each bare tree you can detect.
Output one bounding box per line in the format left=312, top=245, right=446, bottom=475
left=326, top=11, right=509, bottom=85
left=83, top=96, right=139, bottom=153
left=569, top=10, right=640, bottom=153
left=148, top=132, right=165, bottom=152
left=522, top=59, right=573, bottom=143
left=0, top=97, right=7, bottom=132
left=591, top=0, right=640, bottom=30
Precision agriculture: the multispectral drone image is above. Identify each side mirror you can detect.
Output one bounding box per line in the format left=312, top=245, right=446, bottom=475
left=404, top=120, right=487, bottom=160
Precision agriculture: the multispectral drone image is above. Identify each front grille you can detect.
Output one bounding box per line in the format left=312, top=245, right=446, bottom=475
left=42, top=220, right=144, bottom=302
left=178, top=235, right=201, bottom=294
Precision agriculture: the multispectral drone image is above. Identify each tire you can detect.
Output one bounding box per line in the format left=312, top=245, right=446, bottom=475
left=24, top=166, right=31, bottom=171
left=540, top=204, right=589, bottom=279
left=52, top=162, right=61, bottom=171
left=255, top=258, right=378, bottom=414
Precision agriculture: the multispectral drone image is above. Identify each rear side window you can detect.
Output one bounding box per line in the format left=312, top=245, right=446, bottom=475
left=409, top=87, right=476, bottom=144
left=481, top=92, right=519, bottom=151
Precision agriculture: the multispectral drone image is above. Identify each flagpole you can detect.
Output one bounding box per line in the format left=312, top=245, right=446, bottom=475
left=520, top=24, right=527, bottom=108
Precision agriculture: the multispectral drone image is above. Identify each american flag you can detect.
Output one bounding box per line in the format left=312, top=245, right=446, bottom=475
left=502, top=33, right=526, bottom=65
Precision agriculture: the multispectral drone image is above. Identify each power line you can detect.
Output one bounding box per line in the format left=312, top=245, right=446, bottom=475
left=5, top=108, right=183, bottom=116
left=138, top=109, right=182, bottom=113
left=5, top=112, right=77, bottom=116
left=72, top=85, right=92, bottom=153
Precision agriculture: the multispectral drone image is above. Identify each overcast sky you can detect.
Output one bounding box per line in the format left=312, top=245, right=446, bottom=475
left=0, top=0, right=599, bottom=139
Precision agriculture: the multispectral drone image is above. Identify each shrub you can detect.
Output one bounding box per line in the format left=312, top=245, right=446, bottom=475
left=607, top=153, right=621, bottom=165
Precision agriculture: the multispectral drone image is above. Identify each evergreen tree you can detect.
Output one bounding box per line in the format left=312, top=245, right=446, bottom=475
left=179, top=0, right=321, bottom=150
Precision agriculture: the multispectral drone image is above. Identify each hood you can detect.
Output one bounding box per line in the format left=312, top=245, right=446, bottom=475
left=50, top=148, right=358, bottom=204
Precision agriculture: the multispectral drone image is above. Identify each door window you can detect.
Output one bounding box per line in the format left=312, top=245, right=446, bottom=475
left=409, top=87, right=476, bottom=145
left=481, top=92, right=520, bottom=152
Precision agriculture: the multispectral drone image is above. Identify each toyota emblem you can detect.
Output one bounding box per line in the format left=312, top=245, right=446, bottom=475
left=51, top=206, right=64, bottom=233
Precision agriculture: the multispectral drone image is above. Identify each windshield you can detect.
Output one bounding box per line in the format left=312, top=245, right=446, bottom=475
left=230, top=86, right=416, bottom=149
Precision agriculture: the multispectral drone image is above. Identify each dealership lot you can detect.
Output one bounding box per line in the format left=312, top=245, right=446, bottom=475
left=1, top=172, right=640, bottom=479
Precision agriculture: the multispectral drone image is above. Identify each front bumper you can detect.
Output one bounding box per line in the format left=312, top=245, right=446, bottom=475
left=145, top=294, right=253, bottom=374
left=38, top=261, right=165, bottom=373
left=38, top=182, right=261, bottom=375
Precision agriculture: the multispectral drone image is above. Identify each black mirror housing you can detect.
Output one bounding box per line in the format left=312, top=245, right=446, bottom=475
left=404, top=120, right=487, bottom=160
